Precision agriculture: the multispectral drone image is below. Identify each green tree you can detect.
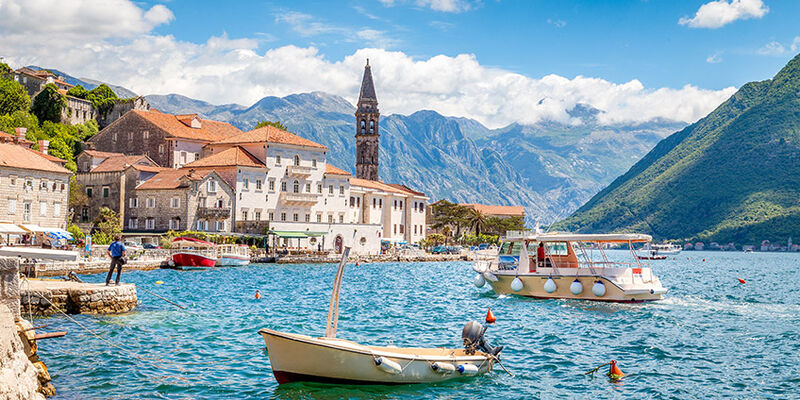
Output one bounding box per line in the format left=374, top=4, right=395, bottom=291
left=0, top=110, right=39, bottom=136
left=255, top=120, right=288, bottom=130
left=67, top=224, right=85, bottom=241
left=0, top=77, right=31, bottom=116
left=92, top=207, right=121, bottom=245
left=30, top=83, right=66, bottom=123
left=66, top=84, right=90, bottom=99
left=429, top=200, right=471, bottom=240
left=86, top=84, right=118, bottom=118
left=0, top=62, right=11, bottom=75
left=465, top=208, right=487, bottom=236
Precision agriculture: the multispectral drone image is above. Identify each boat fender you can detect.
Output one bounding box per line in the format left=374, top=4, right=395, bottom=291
left=569, top=279, right=583, bottom=295
left=544, top=278, right=557, bottom=293
left=511, top=277, right=523, bottom=292
left=592, top=281, right=606, bottom=297
left=457, top=363, right=480, bottom=375
left=472, top=262, right=488, bottom=273
left=483, top=271, right=499, bottom=282
left=474, top=274, right=486, bottom=287
left=431, top=362, right=456, bottom=374
left=374, top=356, right=402, bottom=374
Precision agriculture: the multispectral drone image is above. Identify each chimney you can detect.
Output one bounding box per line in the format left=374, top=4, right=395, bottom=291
left=38, top=140, right=50, bottom=154
left=14, top=127, right=26, bottom=144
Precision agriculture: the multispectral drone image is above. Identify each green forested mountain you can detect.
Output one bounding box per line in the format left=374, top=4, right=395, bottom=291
left=555, top=53, right=800, bottom=245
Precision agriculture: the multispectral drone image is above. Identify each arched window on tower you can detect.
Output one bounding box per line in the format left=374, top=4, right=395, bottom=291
left=360, top=119, right=366, bottom=134
left=293, top=180, right=300, bottom=193
left=294, top=155, right=300, bottom=166
left=369, top=120, right=375, bottom=133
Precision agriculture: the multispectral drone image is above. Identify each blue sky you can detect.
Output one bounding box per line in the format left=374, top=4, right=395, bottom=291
left=150, top=0, right=800, bottom=90
left=1, top=0, right=798, bottom=127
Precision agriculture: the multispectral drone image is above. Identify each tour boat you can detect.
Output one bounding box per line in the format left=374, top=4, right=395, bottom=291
left=473, top=233, right=668, bottom=303
left=259, top=248, right=503, bottom=385
left=171, top=237, right=217, bottom=268
left=642, top=243, right=682, bottom=255
left=216, top=244, right=250, bottom=266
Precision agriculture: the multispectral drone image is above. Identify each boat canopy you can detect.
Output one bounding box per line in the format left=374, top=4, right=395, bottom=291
left=172, top=237, right=216, bottom=248
left=507, top=233, right=652, bottom=243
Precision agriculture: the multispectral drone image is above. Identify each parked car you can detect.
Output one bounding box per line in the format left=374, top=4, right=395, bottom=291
left=447, top=246, right=463, bottom=254
left=124, top=242, right=143, bottom=251
left=478, top=243, right=490, bottom=251
left=142, top=243, right=160, bottom=249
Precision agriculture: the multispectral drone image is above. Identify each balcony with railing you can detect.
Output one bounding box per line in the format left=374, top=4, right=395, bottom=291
left=280, top=191, right=319, bottom=205
left=286, top=164, right=314, bottom=177
left=196, top=206, right=231, bottom=219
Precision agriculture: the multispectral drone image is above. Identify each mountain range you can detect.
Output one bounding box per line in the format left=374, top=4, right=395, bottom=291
left=555, top=53, right=800, bottom=244
left=145, top=92, right=683, bottom=222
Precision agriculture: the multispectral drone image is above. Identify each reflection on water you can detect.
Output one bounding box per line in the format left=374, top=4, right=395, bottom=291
left=34, top=251, right=800, bottom=399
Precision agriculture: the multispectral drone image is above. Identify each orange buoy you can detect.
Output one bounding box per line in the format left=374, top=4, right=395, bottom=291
left=255, top=290, right=261, bottom=299
left=702, top=259, right=706, bottom=262
left=356, top=262, right=360, bottom=266
left=609, top=360, right=625, bottom=379
left=485, top=307, right=496, bottom=324
left=738, top=278, right=746, bottom=284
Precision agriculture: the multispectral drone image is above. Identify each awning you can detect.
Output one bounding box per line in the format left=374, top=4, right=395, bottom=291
left=268, top=230, right=327, bottom=238
left=0, top=223, right=26, bottom=234
left=17, top=224, right=47, bottom=233
left=44, top=228, right=74, bottom=240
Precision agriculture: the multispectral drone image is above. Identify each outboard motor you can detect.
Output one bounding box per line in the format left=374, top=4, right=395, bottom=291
left=462, top=321, right=503, bottom=356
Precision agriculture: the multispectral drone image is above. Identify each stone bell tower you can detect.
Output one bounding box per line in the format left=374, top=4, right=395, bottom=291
left=355, top=59, right=380, bottom=181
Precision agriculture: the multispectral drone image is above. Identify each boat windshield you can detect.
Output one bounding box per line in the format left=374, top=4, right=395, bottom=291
left=499, top=241, right=537, bottom=256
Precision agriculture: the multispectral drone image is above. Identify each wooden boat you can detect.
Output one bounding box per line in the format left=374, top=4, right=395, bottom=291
left=259, top=247, right=503, bottom=385
left=474, top=233, right=668, bottom=303
left=216, top=244, right=250, bottom=266
left=0, top=246, right=79, bottom=261
left=171, top=237, right=216, bottom=268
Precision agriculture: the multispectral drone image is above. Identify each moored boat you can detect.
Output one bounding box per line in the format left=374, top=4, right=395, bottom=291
left=259, top=247, right=503, bottom=384
left=171, top=237, right=217, bottom=268
left=473, top=233, right=668, bottom=302
left=643, top=243, right=682, bottom=256
left=216, top=244, right=250, bottom=266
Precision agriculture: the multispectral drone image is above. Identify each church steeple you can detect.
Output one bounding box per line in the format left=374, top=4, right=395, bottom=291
left=355, top=59, right=380, bottom=181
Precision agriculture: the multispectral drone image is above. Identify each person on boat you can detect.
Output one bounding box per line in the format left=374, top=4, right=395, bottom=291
left=105, top=235, right=126, bottom=286
left=537, top=242, right=546, bottom=268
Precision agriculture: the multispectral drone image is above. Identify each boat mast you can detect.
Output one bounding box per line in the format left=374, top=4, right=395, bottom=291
left=325, top=247, right=351, bottom=338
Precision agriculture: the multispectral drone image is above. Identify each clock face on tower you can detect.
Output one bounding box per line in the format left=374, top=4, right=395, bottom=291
left=355, top=60, right=380, bottom=181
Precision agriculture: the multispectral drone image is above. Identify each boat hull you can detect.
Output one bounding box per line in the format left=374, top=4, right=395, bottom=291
left=172, top=252, right=216, bottom=268
left=259, top=329, right=492, bottom=385
left=486, top=273, right=666, bottom=302
left=216, top=254, right=250, bottom=267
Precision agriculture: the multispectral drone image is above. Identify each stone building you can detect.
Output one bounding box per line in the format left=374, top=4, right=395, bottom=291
left=97, top=97, right=150, bottom=129
left=7, top=67, right=72, bottom=97
left=86, top=110, right=242, bottom=168
left=0, top=134, right=71, bottom=234
left=62, top=96, right=96, bottom=126
left=355, top=60, right=380, bottom=181
left=73, top=151, right=164, bottom=227
left=131, top=169, right=234, bottom=233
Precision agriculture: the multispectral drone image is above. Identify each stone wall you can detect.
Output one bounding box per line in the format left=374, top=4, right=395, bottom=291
left=62, top=96, right=96, bottom=126
left=97, top=97, right=149, bottom=129
left=0, top=258, right=20, bottom=321
left=20, top=281, right=137, bottom=316
left=74, top=170, right=125, bottom=224
left=88, top=111, right=172, bottom=167
left=0, top=304, right=45, bottom=400
left=0, top=167, right=71, bottom=230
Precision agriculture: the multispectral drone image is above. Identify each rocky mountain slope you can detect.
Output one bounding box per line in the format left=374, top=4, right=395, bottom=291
left=555, top=54, right=800, bottom=244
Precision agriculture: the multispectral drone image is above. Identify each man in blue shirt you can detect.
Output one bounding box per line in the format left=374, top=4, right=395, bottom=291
left=106, top=235, right=126, bottom=285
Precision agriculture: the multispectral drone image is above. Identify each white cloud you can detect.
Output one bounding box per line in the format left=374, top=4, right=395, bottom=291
left=706, top=53, right=723, bottom=63
left=379, top=0, right=473, bottom=13
left=547, top=19, right=567, bottom=28
left=0, top=0, right=736, bottom=129
left=757, top=40, right=786, bottom=56
left=679, top=0, right=768, bottom=29
left=791, top=37, right=800, bottom=53
left=0, top=0, right=173, bottom=39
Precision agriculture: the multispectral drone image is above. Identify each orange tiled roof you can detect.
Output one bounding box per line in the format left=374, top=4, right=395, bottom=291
left=212, top=125, right=327, bottom=149
left=130, top=164, right=168, bottom=173
left=350, top=178, right=407, bottom=195
left=460, top=203, right=525, bottom=217
left=183, top=146, right=265, bottom=168
left=131, top=110, right=242, bottom=142
left=0, top=143, right=71, bottom=174
left=82, top=149, right=125, bottom=159
left=37, top=152, right=67, bottom=165
left=324, top=164, right=351, bottom=176
left=136, top=169, right=211, bottom=190
left=91, top=155, right=154, bottom=172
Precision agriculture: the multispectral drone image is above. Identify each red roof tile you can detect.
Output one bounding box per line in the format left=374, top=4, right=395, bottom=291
left=91, top=155, right=156, bottom=172
left=0, top=143, right=71, bottom=174
left=212, top=125, right=327, bottom=149
left=82, top=149, right=125, bottom=159
left=131, top=110, right=242, bottom=142
left=183, top=147, right=265, bottom=168
left=460, top=203, right=525, bottom=217
left=324, top=164, right=351, bottom=176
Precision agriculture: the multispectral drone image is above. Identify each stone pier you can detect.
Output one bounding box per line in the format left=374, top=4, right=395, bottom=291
left=20, top=280, right=138, bottom=316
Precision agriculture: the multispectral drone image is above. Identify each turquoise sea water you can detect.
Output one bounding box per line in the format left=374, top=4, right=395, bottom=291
left=34, top=251, right=800, bottom=399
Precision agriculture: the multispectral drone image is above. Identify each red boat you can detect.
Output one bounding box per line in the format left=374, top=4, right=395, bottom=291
left=171, top=237, right=217, bottom=268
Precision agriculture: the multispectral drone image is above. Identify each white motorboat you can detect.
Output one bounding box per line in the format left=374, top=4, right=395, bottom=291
left=643, top=243, right=682, bottom=255
left=473, top=233, right=668, bottom=303
left=259, top=247, right=503, bottom=384
left=0, top=246, right=79, bottom=261
left=216, top=244, right=250, bottom=266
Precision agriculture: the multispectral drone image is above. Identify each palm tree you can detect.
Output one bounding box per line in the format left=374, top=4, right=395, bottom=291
left=441, top=226, right=452, bottom=246
left=466, top=208, right=487, bottom=236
